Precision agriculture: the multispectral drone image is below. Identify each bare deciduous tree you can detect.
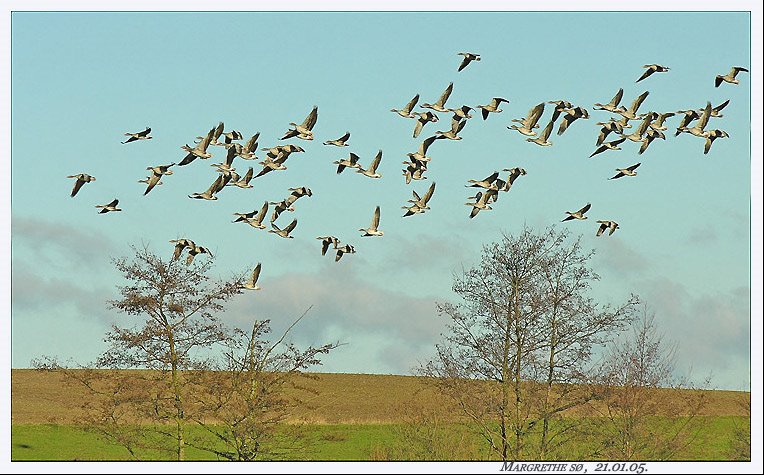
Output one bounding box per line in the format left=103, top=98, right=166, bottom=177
left=35, top=244, right=338, bottom=461
left=95, top=245, right=241, bottom=460
left=420, top=226, right=638, bottom=461
left=188, top=308, right=341, bottom=461
left=592, top=306, right=708, bottom=460
left=368, top=402, right=480, bottom=461
left=727, top=393, right=751, bottom=460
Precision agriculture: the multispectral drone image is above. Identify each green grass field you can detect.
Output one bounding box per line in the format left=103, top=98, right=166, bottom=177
left=10, top=424, right=392, bottom=461
left=11, top=417, right=750, bottom=461
left=11, top=370, right=751, bottom=461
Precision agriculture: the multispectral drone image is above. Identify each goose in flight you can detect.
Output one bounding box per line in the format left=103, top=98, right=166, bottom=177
left=281, top=106, right=318, bottom=141
left=271, top=187, right=312, bottom=219
left=508, top=102, right=545, bottom=136
left=96, top=198, right=121, bottom=214
left=617, top=91, right=650, bottom=120
left=702, top=99, right=730, bottom=118
left=589, top=137, right=626, bottom=158
left=677, top=102, right=712, bottom=137
left=220, top=129, right=243, bottom=145
left=562, top=203, right=591, bottom=221
left=466, top=191, right=492, bottom=219
left=359, top=206, right=384, bottom=236
left=476, top=97, right=509, bottom=120
left=704, top=129, right=729, bottom=154
left=142, top=172, right=165, bottom=196
left=236, top=133, right=260, bottom=160
left=674, top=109, right=701, bottom=136
left=287, top=186, right=313, bottom=200
left=402, top=163, right=428, bottom=185
left=335, top=244, right=356, bottom=262
left=422, top=82, right=454, bottom=113
left=402, top=203, right=425, bottom=217
left=271, top=187, right=310, bottom=218
left=188, top=175, right=225, bottom=200
left=317, top=236, right=340, bottom=256
left=413, top=111, right=439, bottom=138
left=391, top=94, right=420, bottom=118
left=548, top=100, right=574, bottom=122
left=269, top=219, right=298, bottom=239
left=466, top=171, right=499, bottom=190
left=179, top=126, right=216, bottom=165
left=169, top=238, right=195, bottom=261
left=486, top=178, right=505, bottom=203
left=226, top=143, right=246, bottom=161
left=449, top=105, right=474, bottom=121
left=715, top=66, right=749, bottom=87
left=596, top=119, right=624, bottom=145
left=67, top=173, right=96, bottom=197
left=269, top=199, right=293, bottom=224
left=146, top=163, right=175, bottom=176
left=623, top=113, right=655, bottom=142
left=288, top=186, right=313, bottom=199
left=334, top=152, right=362, bottom=174
left=638, top=129, right=666, bottom=155
left=436, top=118, right=467, bottom=140
left=527, top=119, right=554, bottom=146
left=186, top=244, right=213, bottom=265
left=410, top=182, right=436, bottom=208
left=356, top=150, right=383, bottom=178
left=228, top=167, right=254, bottom=189
left=609, top=163, right=641, bottom=180
left=233, top=202, right=269, bottom=229
left=254, top=145, right=301, bottom=178
left=403, top=182, right=436, bottom=217
left=241, top=263, right=262, bottom=291
left=593, top=88, right=625, bottom=113
left=636, top=64, right=670, bottom=82
left=557, top=106, right=590, bottom=135
left=479, top=188, right=500, bottom=205
left=267, top=143, right=305, bottom=156
left=403, top=154, right=429, bottom=171
left=254, top=158, right=288, bottom=179
left=218, top=169, right=237, bottom=189
left=323, top=132, right=351, bottom=147
left=615, top=115, right=633, bottom=130
left=457, top=52, right=480, bottom=72
left=121, top=127, right=152, bottom=144
left=261, top=144, right=304, bottom=163
left=408, top=136, right=438, bottom=163
left=225, top=170, right=241, bottom=186
left=498, top=167, right=527, bottom=193
left=596, top=220, right=619, bottom=236
left=199, top=122, right=224, bottom=146
left=212, top=144, right=239, bottom=173
left=138, top=176, right=163, bottom=188
left=648, top=112, right=675, bottom=131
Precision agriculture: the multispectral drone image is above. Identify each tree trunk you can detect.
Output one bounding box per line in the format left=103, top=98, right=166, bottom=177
left=540, top=313, right=558, bottom=459
left=512, top=280, right=523, bottom=460
left=167, top=326, right=186, bottom=461
left=501, top=311, right=511, bottom=461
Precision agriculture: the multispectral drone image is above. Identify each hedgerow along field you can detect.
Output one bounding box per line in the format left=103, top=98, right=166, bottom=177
left=11, top=369, right=750, bottom=461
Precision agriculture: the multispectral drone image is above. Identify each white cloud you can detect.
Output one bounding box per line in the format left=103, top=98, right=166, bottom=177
left=638, top=277, right=751, bottom=390
left=12, top=216, right=117, bottom=269
left=11, top=262, right=115, bottom=318
left=685, top=224, right=720, bottom=246
left=594, top=236, right=651, bottom=275
left=221, top=263, right=446, bottom=375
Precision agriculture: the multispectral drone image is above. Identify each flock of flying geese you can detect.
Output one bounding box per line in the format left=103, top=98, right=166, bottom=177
left=66, top=55, right=749, bottom=291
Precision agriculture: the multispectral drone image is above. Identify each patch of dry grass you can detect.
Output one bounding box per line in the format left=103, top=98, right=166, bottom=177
left=11, top=369, right=749, bottom=425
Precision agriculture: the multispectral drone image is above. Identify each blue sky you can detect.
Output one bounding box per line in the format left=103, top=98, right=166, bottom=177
left=7, top=10, right=758, bottom=391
